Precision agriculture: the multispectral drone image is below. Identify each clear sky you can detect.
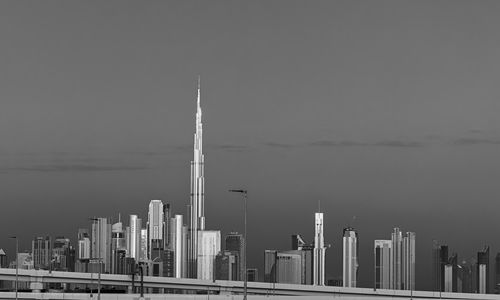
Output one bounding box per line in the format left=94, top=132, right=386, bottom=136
left=1, top=0, right=500, bottom=289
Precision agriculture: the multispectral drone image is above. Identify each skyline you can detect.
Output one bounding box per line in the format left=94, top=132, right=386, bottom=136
left=2, top=0, right=500, bottom=291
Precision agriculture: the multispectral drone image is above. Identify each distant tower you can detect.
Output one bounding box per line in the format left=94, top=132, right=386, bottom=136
left=91, top=218, right=111, bottom=273
left=170, top=214, right=185, bottom=278
left=402, top=231, right=416, bottom=290
left=390, top=227, right=403, bottom=289
left=477, top=246, right=489, bottom=294
left=343, top=227, right=358, bottom=287
left=225, top=232, right=244, bottom=281
left=148, top=199, right=165, bottom=260
left=196, top=230, right=220, bottom=281
left=313, top=212, right=325, bottom=286
left=432, top=241, right=449, bottom=292
left=32, top=236, right=51, bottom=270
left=111, top=220, right=126, bottom=274
left=128, top=215, right=142, bottom=260
left=375, top=240, right=392, bottom=289
left=188, top=77, right=205, bottom=278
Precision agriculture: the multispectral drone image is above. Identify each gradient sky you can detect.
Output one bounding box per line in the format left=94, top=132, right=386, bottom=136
left=1, top=0, right=500, bottom=290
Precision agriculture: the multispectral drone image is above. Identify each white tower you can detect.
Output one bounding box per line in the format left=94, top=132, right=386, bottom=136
left=171, top=214, right=185, bottom=278
left=343, top=227, right=358, bottom=287
left=188, top=77, right=205, bottom=278
left=313, top=212, right=325, bottom=286
left=147, top=199, right=164, bottom=259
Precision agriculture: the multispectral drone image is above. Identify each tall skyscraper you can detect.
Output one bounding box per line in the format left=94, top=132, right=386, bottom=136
left=77, top=229, right=91, bottom=262
left=197, top=230, right=220, bottom=281
left=128, top=215, right=141, bottom=260
left=402, top=231, right=416, bottom=290
left=52, top=237, right=73, bottom=271
left=225, top=232, right=244, bottom=281
left=375, top=240, right=391, bottom=289
left=343, top=227, right=358, bottom=288
left=188, top=78, right=205, bottom=278
left=291, top=234, right=314, bottom=285
left=170, top=214, right=185, bottom=278
left=111, top=220, right=127, bottom=274
left=32, top=236, right=51, bottom=270
left=148, top=199, right=165, bottom=260
left=313, top=212, right=326, bottom=286
left=477, top=246, right=489, bottom=294
left=390, top=228, right=403, bottom=290
left=91, top=217, right=111, bottom=273
left=432, top=241, right=448, bottom=292
left=444, top=253, right=458, bottom=292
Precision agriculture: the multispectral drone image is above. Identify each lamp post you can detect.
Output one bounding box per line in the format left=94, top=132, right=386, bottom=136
left=228, top=189, right=248, bottom=300
left=9, top=236, right=18, bottom=300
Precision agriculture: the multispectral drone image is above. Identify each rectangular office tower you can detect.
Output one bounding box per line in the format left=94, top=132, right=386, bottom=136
left=215, top=251, right=238, bottom=280
left=375, top=240, right=391, bottom=289
left=91, top=217, right=112, bottom=273
left=432, top=241, right=449, bottom=292
left=197, top=230, right=220, bottom=281
left=313, top=212, right=326, bottom=286
left=128, top=215, right=142, bottom=260
left=148, top=199, right=165, bottom=260
left=32, top=236, right=51, bottom=270
left=390, top=228, right=402, bottom=290
left=170, top=215, right=186, bottom=278
left=264, top=250, right=302, bottom=284
left=111, top=221, right=127, bottom=274
left=444, top=253, right=458, bottom=292
left=402, top=232, right=416, bottom=290
left=225, top=232, right=244, bottom=281
left=477, top=246, right=489, bottom=294
left=387, top=228, right=416, bottom=290
left=343, top=227, right=359, bottom=287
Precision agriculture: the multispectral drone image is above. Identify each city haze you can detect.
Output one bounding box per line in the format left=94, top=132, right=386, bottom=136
left=1, top=0, right=500, bottom=290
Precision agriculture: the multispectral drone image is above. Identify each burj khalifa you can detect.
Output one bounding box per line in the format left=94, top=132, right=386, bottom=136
left=187, top=77, right=205, bottom=278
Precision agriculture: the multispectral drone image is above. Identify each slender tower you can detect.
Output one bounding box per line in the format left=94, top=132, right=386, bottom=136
left=313, top=212, right=325, bottom=285
left=188, top=77, right=205, bottom=278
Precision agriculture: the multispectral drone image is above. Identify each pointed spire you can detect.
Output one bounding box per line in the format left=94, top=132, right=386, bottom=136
left=197, top=75, right=201, bottom=110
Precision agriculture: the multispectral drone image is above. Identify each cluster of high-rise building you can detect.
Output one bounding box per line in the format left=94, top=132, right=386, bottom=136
left=1, top=80, right=500, bottom=294
left=374, top=228, right=416, bottom=290
left=432, top=241, right=496, bottom=294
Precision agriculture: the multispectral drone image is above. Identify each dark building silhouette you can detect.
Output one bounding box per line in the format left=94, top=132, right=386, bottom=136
left=247, top=268, right=258, bottom=282
left=432, top=242, right=448, bottom=292
left=495, top=253, right=500, bottom=294
left=225, top=232, right=244, bottom=281
left=215, top=251, right=238, bottom=280
left=460, top=261, right=474, bottom=293
left=0, top=249, right=7, bottom=268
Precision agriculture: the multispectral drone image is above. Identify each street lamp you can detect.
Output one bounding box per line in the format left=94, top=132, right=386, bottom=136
left=9, top=236, right=18, bottom=300
left=228, top=189, right=248, bottom=300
